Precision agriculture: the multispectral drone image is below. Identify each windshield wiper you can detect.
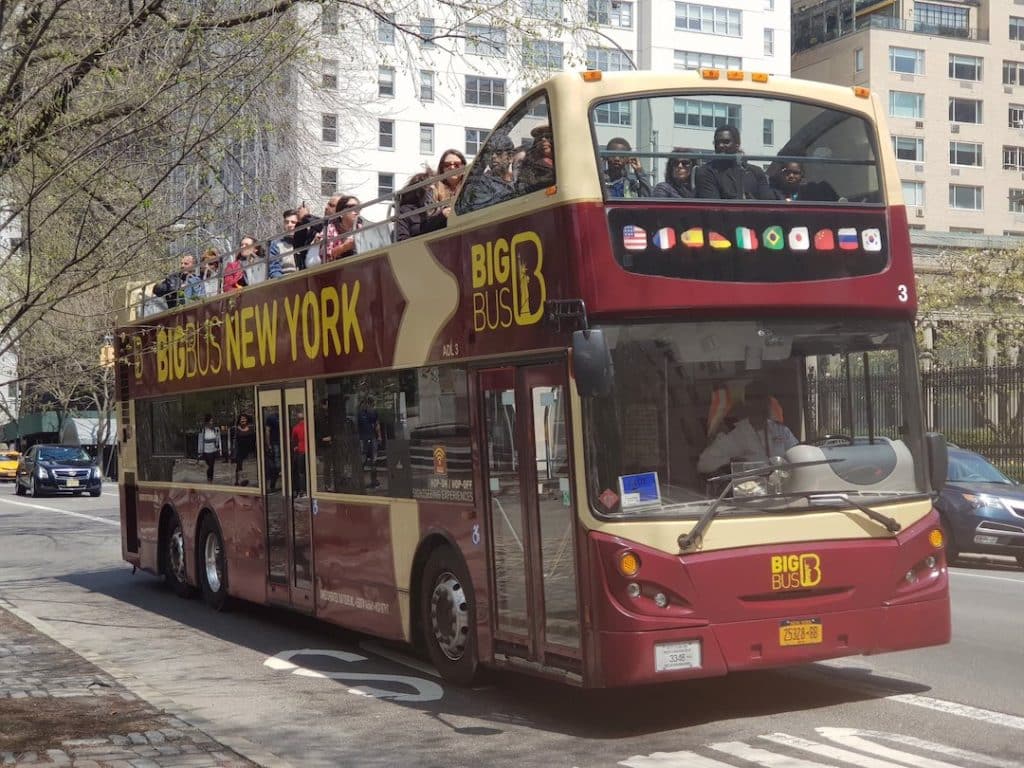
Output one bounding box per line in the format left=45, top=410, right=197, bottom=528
left=808, top=493, right=902, bottom=533
left=678, top=458, right=840, bottom=552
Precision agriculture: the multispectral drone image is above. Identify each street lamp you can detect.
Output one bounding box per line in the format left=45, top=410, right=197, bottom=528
left=587, top=28, right=638, bottom=71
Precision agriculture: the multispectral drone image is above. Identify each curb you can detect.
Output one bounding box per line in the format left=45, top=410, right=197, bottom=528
left=0, top=598, right=294, bottom=768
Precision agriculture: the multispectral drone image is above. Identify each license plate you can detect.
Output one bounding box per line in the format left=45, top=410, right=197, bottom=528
left=974, top=534, right=999, bottom=545
left=65, top=478, right=80, bottom=487
left=779, top=618, right=822, bottom=647
left=654, top=640, right=702, bottom=672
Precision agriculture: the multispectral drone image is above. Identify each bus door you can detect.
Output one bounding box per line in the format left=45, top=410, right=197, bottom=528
left=478, top=362, right=581, bottom=671
left=258, top=386, right=314, bottom=613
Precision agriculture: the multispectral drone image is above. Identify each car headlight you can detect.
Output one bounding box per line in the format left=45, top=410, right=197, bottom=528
left=91, top=467, right=101, bottom=480
left=962, top=492, right=1010, bottom=512
left=36, top=466, right=49, bottom=479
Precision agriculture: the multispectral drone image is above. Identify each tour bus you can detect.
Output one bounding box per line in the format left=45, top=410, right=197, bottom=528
left=115, top=70, right=951, bottom=688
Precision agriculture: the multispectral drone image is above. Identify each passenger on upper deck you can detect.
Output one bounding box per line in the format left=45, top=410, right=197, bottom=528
left=222, top=239, right=250, bottom=292
left=604, top=137, right=652, bottom=199
left=394, top=169, right=447, bottom=242
left=768, top=161, right=839, bottom=203
left=459, top=133, right=517, bottom=211
left=696, top=125, right=773, bottom=201
left=652, top=148, right=697, bottom=199
left=434, top=149, right=466, bottom=211
left=293, top=196, right=339, bottom=268
left=515, top=125, right=556, bottom=196
left=269, top=208, right=299, bottom=277
left=152, top=254, right=203, bottom=309
left=323, top=195, right=362, bottom=261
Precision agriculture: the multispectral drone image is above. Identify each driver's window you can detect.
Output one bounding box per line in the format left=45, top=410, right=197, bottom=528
left=455, top=92, right=555, bottom=215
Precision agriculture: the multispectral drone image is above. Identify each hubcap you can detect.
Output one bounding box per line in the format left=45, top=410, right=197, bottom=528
left=204, top=532, right=223, bottom=593
left=168, top=526, right=186, bottom=583
left=430, top=570, right=469, bottom=661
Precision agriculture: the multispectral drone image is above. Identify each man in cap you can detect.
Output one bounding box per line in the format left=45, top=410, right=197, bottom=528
left=516, top=124, right=556, bottom=195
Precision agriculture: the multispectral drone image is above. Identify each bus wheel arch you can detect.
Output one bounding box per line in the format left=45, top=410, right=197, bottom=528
left=196, top=510, right=230, bottom=611
left=416, top=539, right=480, bottom=686
left=159, top=506, right=194, bottom=598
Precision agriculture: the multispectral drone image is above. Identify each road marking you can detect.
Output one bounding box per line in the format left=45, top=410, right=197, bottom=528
left=847, top=730, right=1024, bottom=768
left=710, top=741, right=833, bottom=767
left=951, top=571, right=1024, bottom=584
left=1, top=498, right=117, bottom=526
left=816, top=727, right=1007, bottom=768
left=886, top=694, right=1024, bottom=731
left=619, top=751, right=734, bottom=767
left=759, top=732, right=904, bottom=768
left=359, top=639, right=441, bottom=678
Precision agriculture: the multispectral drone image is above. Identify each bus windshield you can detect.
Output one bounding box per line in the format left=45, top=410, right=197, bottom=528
left=592, top=91, right=881, bottom=205
left=583, top=318, right=926, bottom=518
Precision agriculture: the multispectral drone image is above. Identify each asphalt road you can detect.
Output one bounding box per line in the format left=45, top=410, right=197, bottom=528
left=1, top=488, right=1022, bottom=767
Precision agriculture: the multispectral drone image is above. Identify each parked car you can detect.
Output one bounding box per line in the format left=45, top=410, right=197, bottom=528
left=14, top=444, right=102, bottom=498
left=0, top=450, right=19, bottom=481
left=936, top=447, right=1024, bottom=568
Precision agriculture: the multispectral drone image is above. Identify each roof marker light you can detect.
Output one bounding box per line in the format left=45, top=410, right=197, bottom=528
left=582, top=70, right=603, bottom=82
left=751, top=72, right=770, bottom=83
left=853, top=85, right=871, bottom=98
left=700, top=68, right=721, bottom=80
left=727, top=70, right=745, bottom=81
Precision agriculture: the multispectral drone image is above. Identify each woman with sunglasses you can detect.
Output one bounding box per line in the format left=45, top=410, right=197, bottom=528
left=653, top=148, right=698, bottom=198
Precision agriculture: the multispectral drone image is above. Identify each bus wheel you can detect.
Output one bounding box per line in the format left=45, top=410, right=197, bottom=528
left=421, top=547, right=479, bottom=685
left=199, top=515, right=230, bottom=611
left=163, top=513, right=192, bottom=598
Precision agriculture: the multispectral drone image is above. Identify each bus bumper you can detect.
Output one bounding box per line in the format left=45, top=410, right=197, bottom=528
left=595, top=594, right=950, bottom=688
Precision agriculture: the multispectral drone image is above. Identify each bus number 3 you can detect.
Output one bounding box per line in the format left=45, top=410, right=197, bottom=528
left=264, top=649, right=443, bottom=702
left=897, top=284, right=908, bottom=303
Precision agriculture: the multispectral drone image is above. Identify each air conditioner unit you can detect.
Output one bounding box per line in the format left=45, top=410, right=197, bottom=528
left=915, top=121, right=925, bottom=128
left=916, top=209, right=925, bottom=218
left=951, top=124, right=960, bottom=133
left=915, top=164, right=925, bottom=173
left=1006, top=87, right=1015, bottom=94
left=951, top=167, right=960, bottom=176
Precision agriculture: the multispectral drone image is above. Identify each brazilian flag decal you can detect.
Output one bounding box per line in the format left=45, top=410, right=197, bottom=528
left=762, top=225, right=784, bottom=250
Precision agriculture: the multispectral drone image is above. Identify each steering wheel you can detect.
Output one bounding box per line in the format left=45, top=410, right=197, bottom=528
left=813, top=434, right=854, bottom=447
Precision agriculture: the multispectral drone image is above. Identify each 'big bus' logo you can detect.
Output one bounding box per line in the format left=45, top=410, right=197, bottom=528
left=770, top=553, right=822, bottom=591
left=470, top=231, right=547, bottom=332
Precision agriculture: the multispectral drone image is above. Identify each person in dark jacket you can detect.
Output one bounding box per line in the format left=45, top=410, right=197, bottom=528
left=395, top=169, right=447, bottom=241
left=458, top=133, right=517, bottom=214
left=604, top=137, right=652, bottom=198
left=695, top=124, right=773, bottom=200
left=652, top=148, right=697, bottom=198
left=152, top=254, right=203, bottom=309
left=768, top=161, right=840, bottom=202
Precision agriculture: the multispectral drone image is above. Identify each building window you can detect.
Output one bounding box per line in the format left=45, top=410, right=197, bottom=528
left=321, top=59, right=338, bottom=90
left=378, top=173, right=395, bottom=198
left=949, top=54, right=982, bottom=81
left=1004, top=61, right=1024, bottom=86
left=949, top=97, right=982, bottom=124
left=949, top=184, right=982, bottom=210
left=379, top=66, right=395, bottom=97
left=524, top=0, right=562, bottom=20
left=889, top=91, right=923, bottom=119
left=321, top=114, right=338, bottom=143
left=377, top=13, right=395, bottom=43
left=419, top=17, right=436, bottom=47
left=949, top=141, right=982, bottom=166
left=892, top=136, right=924, bottom=161
left=420, top=70, right=434, bottom=102
left=321, top=168, right=338, bottom=197
left=674, top=3, right=742, bottom=37
left=466, top=25, right=507, bottom=57
left=379, top=119, right=394, bottom=150
left=587, top=46, right=634, bottom=71
left=420, top=123, right=434, bottom=154
left=674, top=98, right=741, bottom=129
left=764, top=0, right=774, bottom=9
left=762, top=118, right=774, bottom=146
left=589, top=0, right=634, bottom=27
left=523, top=40, right=564, bottom=70
left=465, top=76, right=506, bottom=107
left=594, top=101, right=632, bottom=126
left=1010, top=189, right=1024, bottom=213
left=1012, top=17, right=1024, bottom=41
left=914, top=2, right=968, bottom=36
left=465, top=128, right=491, bottom=157
left=855, top=48, right=864, bottom=72
left=1004, top=146, right=1024, bottom=170
left=889, top=47, right=924, bottom=75
left=902, top=180, right=925, bottom=207
left=763, top=28, right=774, bottom=56
left=321, top=6, right=338, bottom=35
left=674, top=50, right=741, bottom=70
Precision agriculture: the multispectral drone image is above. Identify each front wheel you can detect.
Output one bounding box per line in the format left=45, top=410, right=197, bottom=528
left=941, top=518, right=960, bottom=565
left=199, top=515, right=230, bottom=611
left=89, top=488, right=101, bottom=498
left=420, top=547, right=479, bottom=686
left=31, top=476, right=43, bottom=497
left=163, top=513, right=193, bottom=598
left=1015, top=553, right=1024, bottom=570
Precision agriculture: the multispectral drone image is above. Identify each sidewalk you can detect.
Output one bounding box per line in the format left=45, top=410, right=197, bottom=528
left=0, top=603, right=262, bottom=768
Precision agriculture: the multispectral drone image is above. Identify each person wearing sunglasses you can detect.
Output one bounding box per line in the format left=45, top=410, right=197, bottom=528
left=653, top=148, right=698, bottom=198
left=769, top=160, right=839, bottom=202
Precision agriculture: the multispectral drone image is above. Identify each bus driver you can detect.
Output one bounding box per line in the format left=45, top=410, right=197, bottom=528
left=697, top=382, right=798, bottom=474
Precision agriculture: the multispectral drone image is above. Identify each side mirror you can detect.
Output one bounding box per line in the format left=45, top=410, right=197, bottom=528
left=572, top=329, right=614, bottom=397
left=926, top=432, right=948, bottom=494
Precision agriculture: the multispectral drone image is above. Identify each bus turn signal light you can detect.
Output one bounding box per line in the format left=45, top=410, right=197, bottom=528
left=853, top=86, right=871, bottom=98
left=581, top=70, right=603, bottom=82
left=929, top=528, right=944, bottom=549
left=618, top=550, right=641, bottom=577
left=700, top=68, right=721, bottom=80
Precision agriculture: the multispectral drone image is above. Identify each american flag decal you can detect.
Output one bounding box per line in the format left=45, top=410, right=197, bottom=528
left=622, top=225, right=648, bottom=251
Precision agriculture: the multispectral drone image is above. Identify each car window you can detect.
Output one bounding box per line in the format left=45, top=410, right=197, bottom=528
left=2, top=452, right=18, bottom=460
left=948, top=453, right=1013, bottom=484
left=38, top=447, right=92, bottom=462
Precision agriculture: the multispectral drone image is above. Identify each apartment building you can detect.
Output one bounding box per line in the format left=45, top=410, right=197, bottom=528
left=792, top=0, right=1024, bottom=237
left=291, top=0, right=791, bottom=220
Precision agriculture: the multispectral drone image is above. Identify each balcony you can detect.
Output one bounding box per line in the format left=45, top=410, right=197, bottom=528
left=794, top=13, right=988, bottom=54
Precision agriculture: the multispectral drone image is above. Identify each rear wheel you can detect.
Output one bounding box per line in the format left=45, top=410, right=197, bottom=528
left=199, top=515, right=230, bottom=611
left=420, top=547, right=479, bottom=686
left=163, top=513, right=193, bottom=598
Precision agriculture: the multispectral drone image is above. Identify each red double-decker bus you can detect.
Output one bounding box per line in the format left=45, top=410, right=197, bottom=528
left=116, top=70, right=950, bottom=688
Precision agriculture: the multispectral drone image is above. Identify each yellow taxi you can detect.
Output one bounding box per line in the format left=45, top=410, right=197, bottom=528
left=0, top=450, right=20, bottom=481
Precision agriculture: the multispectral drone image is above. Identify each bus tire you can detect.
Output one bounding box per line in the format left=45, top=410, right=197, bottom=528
left=163, top=512, right=193, bottom=598
left=198, top=515, right=230, bottom=611
left=420, top=547, right=479, bottom=686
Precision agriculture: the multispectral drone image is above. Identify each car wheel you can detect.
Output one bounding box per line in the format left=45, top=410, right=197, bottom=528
left=163, top=513, right=193, bottom=598
left=941, top=518, right=960, bottom=565
left=89, top=488, right=101, bottom=498
left=14, top=478, right=24, bottom=496
left=420, top=547, right=479, bottom=685
left=198, top=515, right=230, bottom=611
left=30, top=476, right=43, bottom=498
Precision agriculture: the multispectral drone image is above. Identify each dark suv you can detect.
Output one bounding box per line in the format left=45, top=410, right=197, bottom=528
left=15, top=444, right=102, bottom=498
